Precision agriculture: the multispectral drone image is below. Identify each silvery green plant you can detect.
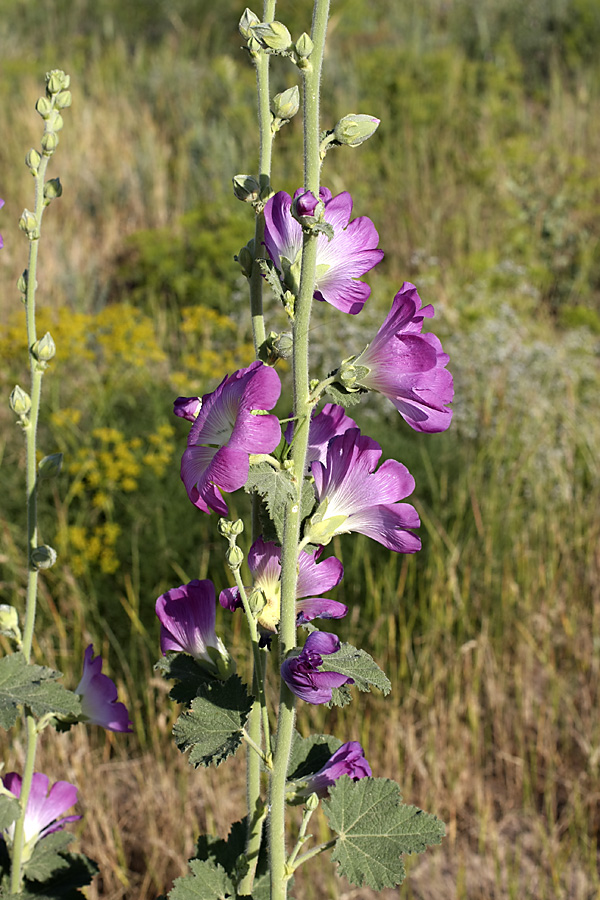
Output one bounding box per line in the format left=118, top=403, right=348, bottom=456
left=2, top=70, right=131, bottom=897
left=156, top=3, right=452, bottom=898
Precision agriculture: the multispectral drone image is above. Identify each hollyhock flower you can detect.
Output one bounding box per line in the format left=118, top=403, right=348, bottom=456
left=342, top=282, right=453, bottom=433
left=281, top=631, right=352, bottom=704
left=285, top=403, right=357, bottom=470
left=173, top=395, right=201, bottom=422
left=302, top=742, right=372, bottom=797
left=156, top=579, right=234, bottom=678
left=1, top=772, right=80, bottom=851
left=181, top=361, right=281, bottom=515
left=304, top=428, right=421, bottom=554
left=219, top=538, right=346, bottom=631
left=75, top=645, right=132, bottom=732
left=263, top=187, right=383, bottom=314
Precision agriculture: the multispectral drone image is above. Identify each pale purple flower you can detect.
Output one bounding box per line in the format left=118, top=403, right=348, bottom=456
left=349, top=282, right=453, bottom=432
left=263, top=188, right=384, bottom=314
left=281, top=631, right=353, bottom=705
left=180, top=361, right=282, bottom=515
left=219, top=538, right=346, bottom=631
left=173, top=396, right=202, bottom=422
left=156, top=579, right=233, bottom=677
left=75, top=645, right=132, bottom=732
left=302, top=742, right=372, bottom=797
left=1, top=772, right=80, bottom=847
left=285, top=403, right=357, bottom=470
left=305, top=428, right=421, bottom=554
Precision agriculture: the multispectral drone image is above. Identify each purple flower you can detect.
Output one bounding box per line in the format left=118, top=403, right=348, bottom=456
left=281, top=631, right=352, bottom=704
left=219, top=538, right=346, bottom=631
left=1, top=772, right=80, bottom=849
left=305, top=428, right=421, bottom=554
left=286, top=403, right=358, bottom=471
left=303, top=742, right=372, bottom=797
left=294, top=190, right=319, bottom=218
left=156, top=579, right=234, bottom=677
left=180, top=361, right=281, bottom=515
left=75, top=645, right=132, bottom=732
left=0, top=197, right=4, bottom=249
left=348, top=282, right=453, bottom=432
left=263, top=188, right=384, bottom=315
left=173, top=396, right=202, bottom=422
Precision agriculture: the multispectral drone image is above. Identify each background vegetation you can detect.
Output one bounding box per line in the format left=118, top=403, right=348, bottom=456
left=1, top=0, right=599, bottom=897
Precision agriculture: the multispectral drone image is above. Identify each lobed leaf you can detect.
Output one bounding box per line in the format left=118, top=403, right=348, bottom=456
left=172, top=675, right=252, bottom=768
left=323, top=776, right=445, bottom=890
left=319, top=642, right=391, bottom=696
left=0, top=791, right=21, bottom=833
left=155, top=653, right=214, bottom=704
left=0, top=654, right=81, bottom=730
left=323, top=383, right=364, bottom=409
left=169, top=858, right=233, bottom=900
left=24, top=832, right=73, bottom=882
left=287, top=732, right=342, bottom=780
left=244, top=461, right=296, bottom=543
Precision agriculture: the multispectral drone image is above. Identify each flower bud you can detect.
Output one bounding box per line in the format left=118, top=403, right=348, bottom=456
left=248, top=588, right=267, bottom=618
left=232, top=173, right=260, bottom=203
left=271, top=85, right=299, bottom=121
left=0, top=605, right=21, bottom=643
left=25, top=148, right=41, bottom=174
left=31, top=545, right=58, bottom=569
left=237, top=244, right=254, bottom=278
left=17, top=271, right=28, bottom=294
left=55, top=90, right=72, bottom=109
left=333, top=114, right=380, bottom=148
left=31, top=332, right=56, bottom=362
left=44, top=178, right=63, bottom=201
left=293, top=190, right=319, bottom=218
left=9, top=385, right=31, bottom=416
left=35, top=96, right=53, bottom=119
left=272, top=331, right=293, bottom=360
left=251, top=21, right=292, bottom=51
left=295, top=33, right=313, bottom=58
left=218, top=518, right=233, bottom=537
left=173, top=396, right=201, bottom=422
left=40, top=131, right=59, bottom=155
left=19, top=209, right=38, bottom=237
left=46, top=69, right=69, bottom=95
left=226, top=545, right=244, bottom=570
left=50, top=112, right=64, bottom=132
left=305, top=792, right=320, bottom=811
left=239, top=8, right=260, bottom=39
left=230, top=519, right=244, bottom=536
left=39, top=453, right=63, bottom=479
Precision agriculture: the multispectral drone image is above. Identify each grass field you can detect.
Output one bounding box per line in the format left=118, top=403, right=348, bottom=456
left=1, top=1, right=600, bottom=897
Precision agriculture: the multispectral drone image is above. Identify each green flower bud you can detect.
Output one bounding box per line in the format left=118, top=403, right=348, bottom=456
left=9, top=385, right=31, bottom=416
left=17, top=271, right=28, bottom=294
left=232, top=173, right=260, bottom=203
left=35, top=96, right=53, bottom=119
left=48, top=111, right=64, bottom=132
left=46, top=69, right=69, bottom=96
left=248, top=588, right=266, bottom=618
left=31, top=545, right=58, bottom=569
left=251, top=21, right=292, bottom=51
left=25, top=148, right=41, bottom=174
left=32, top=332, right=56, bottom=362
left=226, top=545, right=244, bottom=570
left=237, top=244, right=254, bottom=278
left=39, top=453, right=63, bottom=479
left=239, top=7, right=260, bottom=39
left=271, top=85, right=300, bottom=121
left=40, top=131, right=59, bottom=155
left=230, top=519, right=244, bottom=536
left=0, top=605, right=21, bottom=644
left=19, top=209, right=38, bottom=238
left=55, top=90, right=72, bottom=109
left=295, top=32, right=313, bottom=58
left=218, top=517, right=233, bottom=536
left=305, top=792, right=320, bottom=811
left=44, top=178, right=63, bottom=201
left=272, top=331, right=293, bottom=359
left=333, top=114, right=380, bottom=148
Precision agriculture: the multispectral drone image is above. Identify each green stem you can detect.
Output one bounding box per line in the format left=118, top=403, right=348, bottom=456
left=269, top=3, right=330, bottom=899
left=290, top=838, right=336, bottom=871
left=9, top=716, right=38, bottom=892
left=285, top=803, right=317, bottom=872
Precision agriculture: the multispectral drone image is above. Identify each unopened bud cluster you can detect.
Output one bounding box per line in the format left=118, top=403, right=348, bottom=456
left=35, top=69, right=72, bottom=158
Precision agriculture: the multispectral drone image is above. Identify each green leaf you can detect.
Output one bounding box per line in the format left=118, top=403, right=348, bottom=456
left=195, top=819, right=246, bottom=875
left=256, top=258, right=285, bottom=303
left=244, top=461, right=297, bottom=543
left=327, top=684, right=353, bottom=708
left=323, top=383, right=365, bottom=409
left=319, top=642, right=391, bottom=697
left=0, top=654, right=81, bottom=729
left=322, top=776, right=445, bottom=890
left=0, top=791, right=20, bottom=832
left=288, top=733, right=342, bottom=780
left=169, top=858, right=233, bottom=899
left=155, top=653, right=214, bottom=704
left=17, top=851, right=99, bottom=898
left=172, top=675, right=252, bottom=767
left=24, top=833, right=73, bottom=881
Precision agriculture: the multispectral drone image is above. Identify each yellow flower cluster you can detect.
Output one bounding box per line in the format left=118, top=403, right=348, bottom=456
left=171, top=305, right=254, bottom=394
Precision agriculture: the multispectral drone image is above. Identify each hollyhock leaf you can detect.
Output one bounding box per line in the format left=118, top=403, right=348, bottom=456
left=319, top=642, right=391, bottom=696
left=0, top=653, right=81, bottom=729
left=323, top=382, right=365, bottom=409
left=23, top=830, right=73, bottom=881
left=244, top=461, right=296, bottom=543
left=18, top=850, right=100, bottom=897
left=172, top=675, right=252, bottom=768
left=327, top=684, right=353, bottom=708
left=195, top=819, right=247, bottom=876
left=323, top=776, right=445, bottom=890
left=288, top=732, right=343, bottom=780
left=155, top=653, right=214, bottom=705
left=0, top=791, right=20, bottom=833
left=169, top=858, right=234, bottom=900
